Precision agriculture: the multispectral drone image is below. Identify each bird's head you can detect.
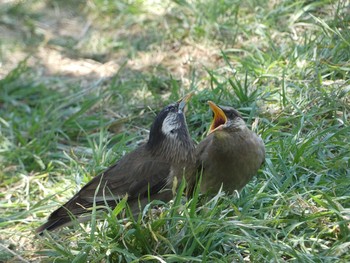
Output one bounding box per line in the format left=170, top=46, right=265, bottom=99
left=207, top=101, right=246, bottom=135
left=147, top=93, right=195, bottom=162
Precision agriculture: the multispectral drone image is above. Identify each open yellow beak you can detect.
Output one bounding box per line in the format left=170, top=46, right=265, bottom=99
left=207, top=101, right=227, bottom=135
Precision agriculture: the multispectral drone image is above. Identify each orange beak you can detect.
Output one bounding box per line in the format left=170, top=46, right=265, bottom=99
left=207, top=101, right=227, bottom=135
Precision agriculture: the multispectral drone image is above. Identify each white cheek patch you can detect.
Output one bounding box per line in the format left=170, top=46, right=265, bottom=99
left=162, top=112, right=181, bottom=136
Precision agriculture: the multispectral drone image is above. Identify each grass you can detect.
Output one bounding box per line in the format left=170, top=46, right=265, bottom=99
left=1, top=0, right=349, bottom=262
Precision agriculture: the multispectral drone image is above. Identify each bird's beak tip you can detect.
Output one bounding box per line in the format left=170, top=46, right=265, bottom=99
left=178, top=92, right=193, bottom=111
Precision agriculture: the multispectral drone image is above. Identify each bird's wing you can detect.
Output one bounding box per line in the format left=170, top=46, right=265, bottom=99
left=37, top=146, right=171, bottom=233
left=186, top=135, right=214, bottom=196
left=195, top=135, right=213, bottom=165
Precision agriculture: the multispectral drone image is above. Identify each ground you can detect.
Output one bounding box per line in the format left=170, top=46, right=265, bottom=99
left=0, top=0, right=349, bottom=262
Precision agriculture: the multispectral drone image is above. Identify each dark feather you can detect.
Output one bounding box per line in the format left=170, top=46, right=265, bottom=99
left=36, top=145, right=174, bottom=233
left=36, top=98, right=196, bottom=234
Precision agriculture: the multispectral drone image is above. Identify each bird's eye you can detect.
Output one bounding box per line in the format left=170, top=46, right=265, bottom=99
left=170, top=129, right=176, bottom=134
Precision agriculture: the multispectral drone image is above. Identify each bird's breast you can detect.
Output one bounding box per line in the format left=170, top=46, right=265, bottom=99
left=201, top=129, right=264, bottom=194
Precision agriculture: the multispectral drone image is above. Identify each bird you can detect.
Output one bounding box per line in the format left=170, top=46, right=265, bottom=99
left=189, top=101, right=265, bottom=196
left=36, top=94, right=196, bottom=234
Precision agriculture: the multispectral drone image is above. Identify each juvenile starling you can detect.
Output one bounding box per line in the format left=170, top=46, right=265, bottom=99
left=36, top=94, right=195, bottom=234
left=192, top=101, right=265, bottom=195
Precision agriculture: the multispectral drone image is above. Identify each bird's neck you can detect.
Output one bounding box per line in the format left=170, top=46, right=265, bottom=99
left=213, top=122, right=249, bottom=141
left=148, top=139, right=195, bottom=164
left=232, top=118, right=247, bottom=130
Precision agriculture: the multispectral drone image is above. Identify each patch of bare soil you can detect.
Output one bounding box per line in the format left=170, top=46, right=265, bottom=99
left=0, top=1, right=221, bottom=89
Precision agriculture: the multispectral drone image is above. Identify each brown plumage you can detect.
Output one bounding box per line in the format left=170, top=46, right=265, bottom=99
left=36, top=94, right=195, bottom=234
left=189, top=101, right=265, bottom=195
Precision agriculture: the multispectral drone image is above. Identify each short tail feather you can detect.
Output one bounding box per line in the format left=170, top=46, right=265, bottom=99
left=36, top=198, right=120, bottom=235
left=36, top=217, right=72, bottom=235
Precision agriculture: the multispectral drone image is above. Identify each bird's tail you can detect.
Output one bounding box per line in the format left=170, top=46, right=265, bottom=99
left=35, top=197, right=118, bottom=235
left=36, top=216, right=72, bottom=235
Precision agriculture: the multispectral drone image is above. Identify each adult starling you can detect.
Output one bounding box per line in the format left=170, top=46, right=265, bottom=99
left=191, top=101, right=265, bottom=195
left=36, top=94, right=195, bottom=234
